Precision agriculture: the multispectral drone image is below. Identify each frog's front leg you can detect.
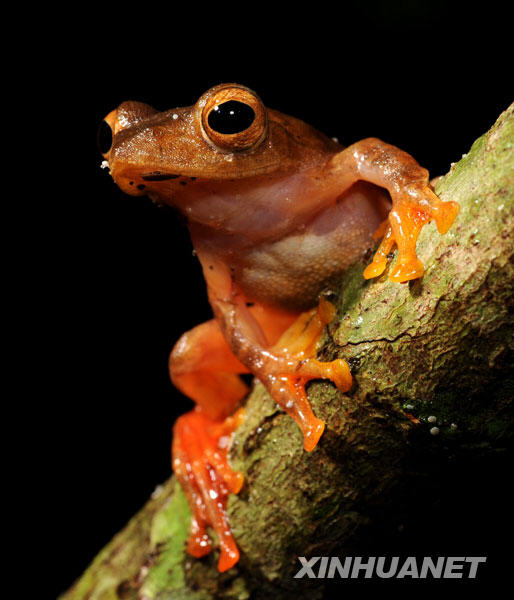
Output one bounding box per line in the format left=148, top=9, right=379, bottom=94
left=327, top=138, right=459, bottom=282
left=265, top=295, right=352, bottom=450
left=208, top=272, right=352, bottom=452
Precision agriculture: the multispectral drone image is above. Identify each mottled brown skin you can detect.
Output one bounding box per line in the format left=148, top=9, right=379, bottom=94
left=100, top=83, right=459, bottom=571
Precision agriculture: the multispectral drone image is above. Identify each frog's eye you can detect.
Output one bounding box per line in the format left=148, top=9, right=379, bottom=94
left=97, top=119, right=113, bottom=155
left=208, top=101, right=255, bottom=134
left=201, top=85, right=267, bottom=151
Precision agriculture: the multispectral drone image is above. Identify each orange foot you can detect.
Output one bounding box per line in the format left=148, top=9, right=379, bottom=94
left=172, top=408, right=244, bottom=572
left=363, top=183, right=459, bottom=282
left=266, top=295, right=352, bottom=451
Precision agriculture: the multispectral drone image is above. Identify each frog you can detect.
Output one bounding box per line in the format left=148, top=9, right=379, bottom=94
left=99, top=83, right=458, bottom=572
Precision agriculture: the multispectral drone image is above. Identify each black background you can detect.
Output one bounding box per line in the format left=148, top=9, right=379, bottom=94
left=36, top=1, right=512, bottom=597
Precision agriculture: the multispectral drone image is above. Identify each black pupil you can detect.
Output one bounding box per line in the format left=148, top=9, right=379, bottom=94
left=97, top=120, right=113, bottom=154
left=207, top=100, right=255, bottom=135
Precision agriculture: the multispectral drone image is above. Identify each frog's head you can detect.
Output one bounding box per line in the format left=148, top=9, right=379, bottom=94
left=99, top=83, right=339, bottom=204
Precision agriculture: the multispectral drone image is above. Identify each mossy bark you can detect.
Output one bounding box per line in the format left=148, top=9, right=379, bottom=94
left=61, top=104, right=514, bottom=600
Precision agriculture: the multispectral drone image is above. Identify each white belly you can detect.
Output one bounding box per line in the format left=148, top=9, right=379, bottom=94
left=235, top=183, right=390, bottom=310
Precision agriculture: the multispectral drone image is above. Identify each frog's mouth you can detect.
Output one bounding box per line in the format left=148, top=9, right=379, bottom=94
left=141, top=172, right=181, bottom=182
left=109, top=163, right=191, bottom=198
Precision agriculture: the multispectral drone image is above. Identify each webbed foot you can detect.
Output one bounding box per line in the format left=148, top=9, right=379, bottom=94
left=364, top=183, right=459, bottom=282
left=172, top=408, right=244, bottom=571
left=264, top=296, right=352, bottom=451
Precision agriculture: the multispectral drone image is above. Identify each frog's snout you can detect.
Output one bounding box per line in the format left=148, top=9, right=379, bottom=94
left=97, top=117, right=147, bottom=196
left=97, top=106, right=154, bottom=197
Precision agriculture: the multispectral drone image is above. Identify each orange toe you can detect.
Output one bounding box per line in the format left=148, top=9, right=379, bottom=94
left=388, top=257, right=424, bottom=283
left=303, top=417, right=325, bottom=452
left=363, top=260, right=387, bottom=279
left=218, top=545, right=240, bottom=572
left=433, top=200, right=459, bottom=234
left=172, top=410, right=244, bottom=571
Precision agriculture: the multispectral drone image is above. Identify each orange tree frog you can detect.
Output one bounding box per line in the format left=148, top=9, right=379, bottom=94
left=99, top=83, right=458, bottom=572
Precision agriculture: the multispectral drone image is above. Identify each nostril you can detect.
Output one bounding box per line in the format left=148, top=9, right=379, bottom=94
left=97, top=119, right=113, bottom=155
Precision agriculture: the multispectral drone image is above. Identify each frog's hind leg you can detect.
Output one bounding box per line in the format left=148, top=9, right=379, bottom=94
left=172, top=408, right=244, bottom=572
left=170, top=319, right=250, bottom=420
left=169, top=320, right=248, bottom=572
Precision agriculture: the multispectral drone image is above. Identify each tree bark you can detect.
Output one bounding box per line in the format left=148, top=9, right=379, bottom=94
left=61, top=104, right=514, bottom=600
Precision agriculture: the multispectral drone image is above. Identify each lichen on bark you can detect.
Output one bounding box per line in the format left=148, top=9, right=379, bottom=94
left=61, top=104, right=514, bottom=600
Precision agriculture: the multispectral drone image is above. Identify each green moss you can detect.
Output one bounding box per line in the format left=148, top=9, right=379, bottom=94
left=139, top=480, right=192, bottom=597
